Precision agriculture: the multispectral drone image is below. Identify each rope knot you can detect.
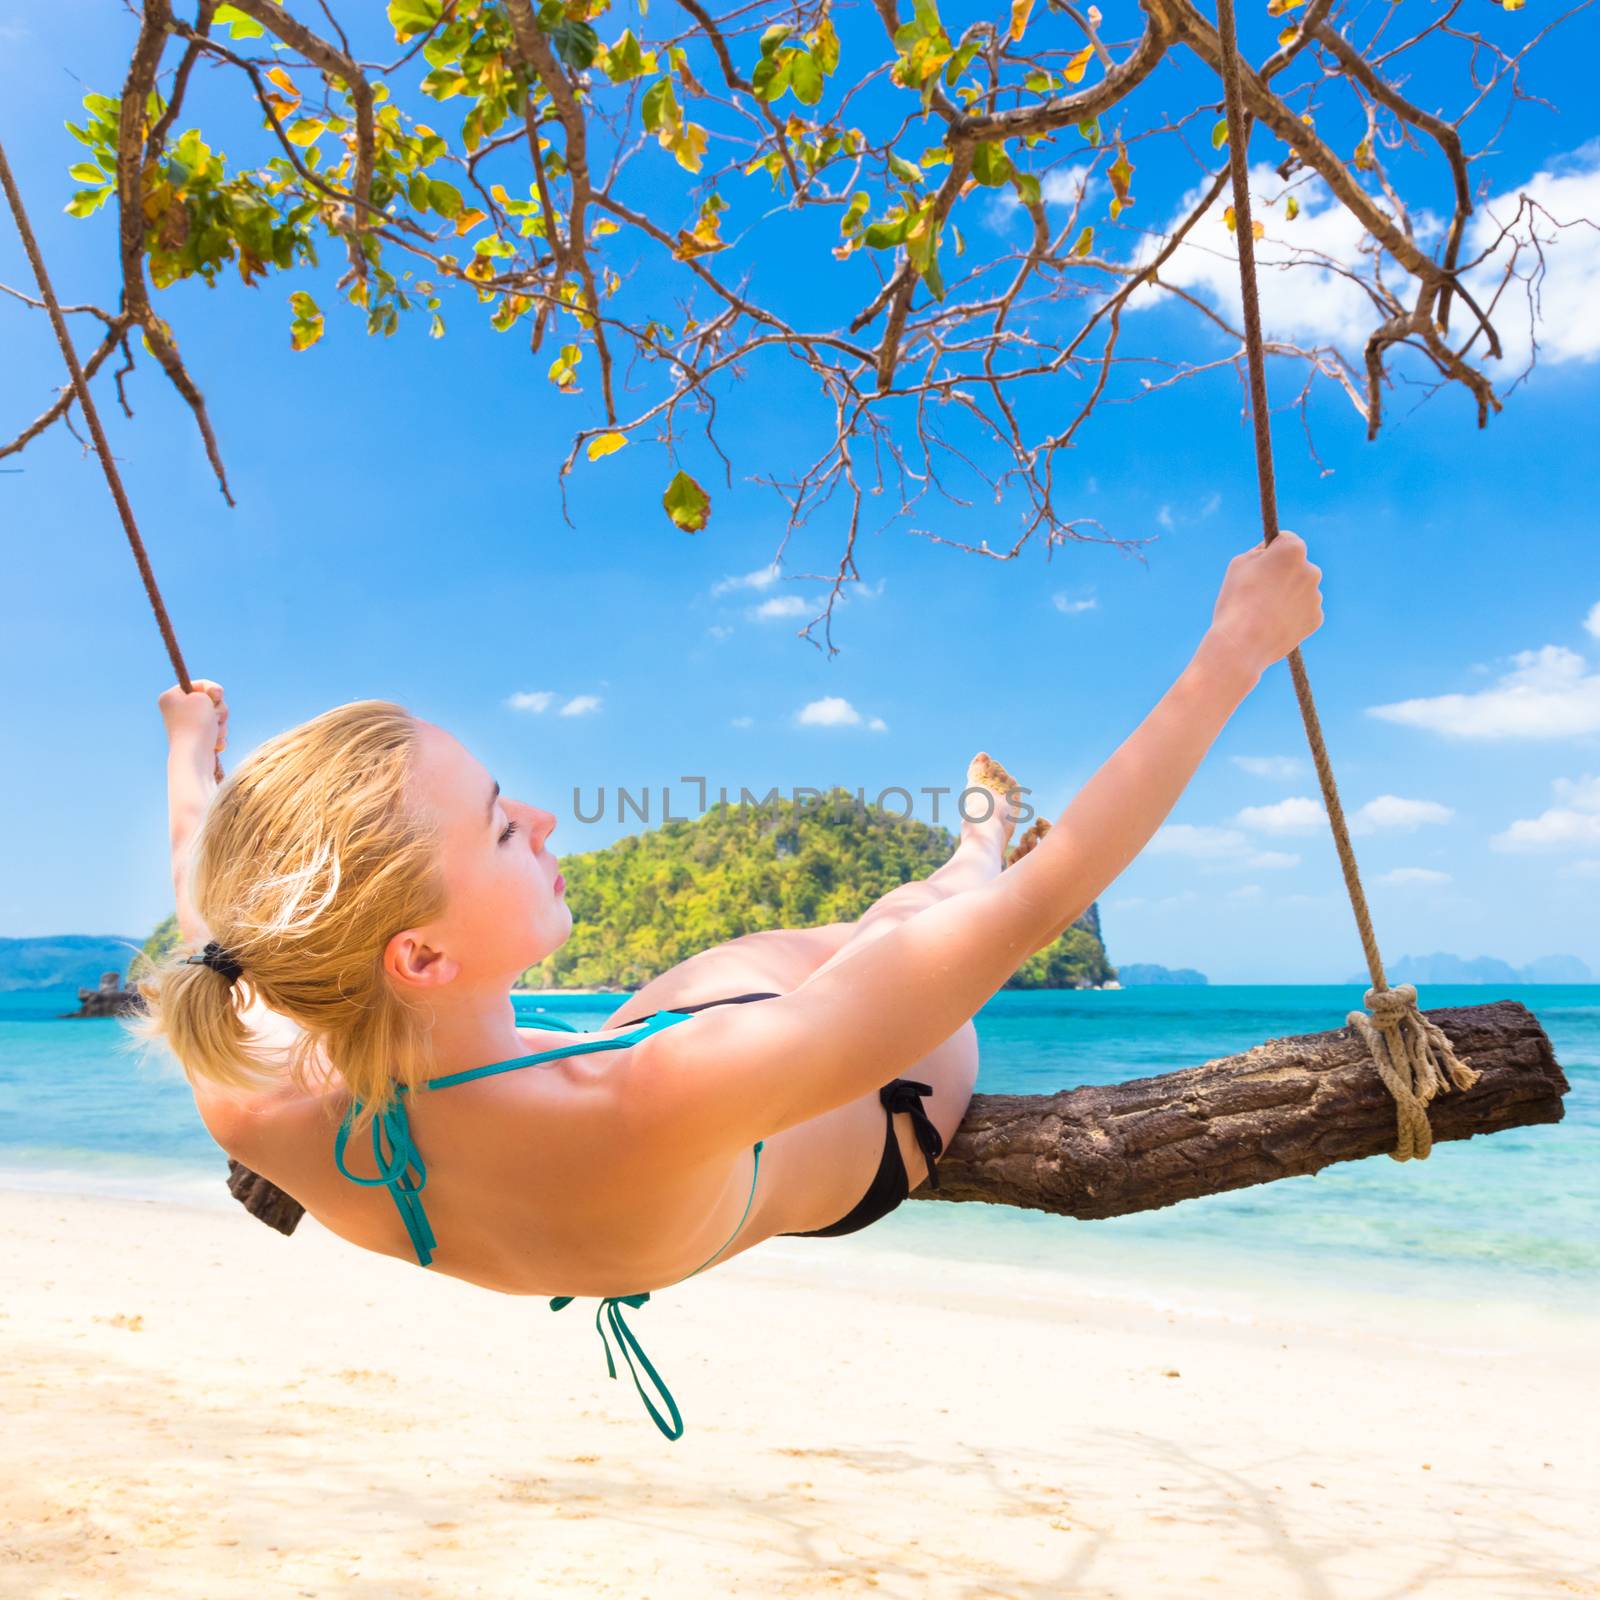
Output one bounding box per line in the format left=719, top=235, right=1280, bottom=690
left=1347, top=984, right=1481, bottom=1162
left=1363, top=982, right=1417, bottom=1021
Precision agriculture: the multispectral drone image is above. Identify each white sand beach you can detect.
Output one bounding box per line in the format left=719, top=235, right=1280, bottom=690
left=1, top=1186, right=1594, bottom=1599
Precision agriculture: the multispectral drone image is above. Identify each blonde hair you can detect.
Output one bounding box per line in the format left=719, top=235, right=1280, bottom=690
left=123, top=699, right=448, bottom=1139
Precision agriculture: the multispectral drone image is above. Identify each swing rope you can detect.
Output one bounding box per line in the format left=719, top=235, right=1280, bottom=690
left=1211, top=0, right=1477, bottom=1157
left=0, top=134, right=221, bottom=786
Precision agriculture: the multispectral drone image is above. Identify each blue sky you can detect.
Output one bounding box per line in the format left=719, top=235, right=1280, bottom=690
left=2, top=2, right=1597, bottom=983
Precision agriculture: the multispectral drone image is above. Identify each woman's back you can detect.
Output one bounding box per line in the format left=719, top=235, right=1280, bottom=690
left=218, top=1014, right=778, bottom=1299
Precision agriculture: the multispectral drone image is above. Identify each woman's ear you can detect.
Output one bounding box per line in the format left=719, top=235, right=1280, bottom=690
left=384, top=929, right=461, bottom=991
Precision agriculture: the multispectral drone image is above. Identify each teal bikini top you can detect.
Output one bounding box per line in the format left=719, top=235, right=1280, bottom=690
left=332, top=1008, right=764, bottom=1442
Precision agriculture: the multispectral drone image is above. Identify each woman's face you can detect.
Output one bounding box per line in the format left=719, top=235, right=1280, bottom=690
left=395, top=719, right=572, bottom=992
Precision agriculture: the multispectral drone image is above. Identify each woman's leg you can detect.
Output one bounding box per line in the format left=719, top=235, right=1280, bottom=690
left=797, top=752, right=1024, bottom=988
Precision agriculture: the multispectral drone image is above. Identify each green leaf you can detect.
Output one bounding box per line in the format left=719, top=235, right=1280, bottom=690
left=64, top=187, right=110, bottom=219
left=67, top=162, right=106, bottom=184
left=1211, top=119, right=1230, bottom=150
left=750, top=52, right=792, bottom=102
left=605, top=28, right=650, bottom=84
left=788, top=48, right=824, bottom=106
left=942, top=37, right=981, bottom=85
left=213, top=3, right=265, bottom=39
left=551, top=20, right=600, bottom=71
left=840, top=191, right=870, bottom=237
left=662, top=469, right=712, bottom=532
left=888, top=151, right=923, bottom=187
left=758, top=23, right=795, bottom=56
left=971, top=141, right=1012, bottom=187
left=1069, top=224, right=1094, bottom=258
left=387, top=0, right=443, bottom=42
left=1078, top=118, right=1101, bottom=146
left=863, top=213, right=911, bottom=249
left=288, top=290, right=325, bottom=352
left=1012, top=171, right=1041, bottom=208
left=428, top=178, right=464, bottom=220
left=642, top=77, right=679, bottom=134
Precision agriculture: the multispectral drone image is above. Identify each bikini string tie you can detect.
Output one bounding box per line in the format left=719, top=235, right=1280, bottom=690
left=549, top=1291, right=686, bottom=1442
left=332, top=1088, right=438, bottom=1267
left=882, top=1079, right=944, bottom=1190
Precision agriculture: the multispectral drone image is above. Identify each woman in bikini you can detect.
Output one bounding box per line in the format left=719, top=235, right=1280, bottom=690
left=128, top=531, right=1321, bottom=1436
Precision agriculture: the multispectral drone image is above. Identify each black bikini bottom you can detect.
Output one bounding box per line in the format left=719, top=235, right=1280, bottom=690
left=621, top=990, right=946, bottom=1239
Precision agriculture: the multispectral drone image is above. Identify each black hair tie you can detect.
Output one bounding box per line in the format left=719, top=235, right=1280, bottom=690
left=187, top=939, right=244, bottom=983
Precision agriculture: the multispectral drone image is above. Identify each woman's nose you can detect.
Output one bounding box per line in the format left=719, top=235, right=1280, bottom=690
left=524, top=805, right=557, bottom=848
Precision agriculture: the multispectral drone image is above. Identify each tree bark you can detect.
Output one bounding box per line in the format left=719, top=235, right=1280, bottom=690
left=914, top=999, right=1567, bottom=1218
left=224, top=999, right=1565, bottom=1235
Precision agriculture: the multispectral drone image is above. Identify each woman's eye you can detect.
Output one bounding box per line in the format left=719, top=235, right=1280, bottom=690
left=499, top=819, right=520, bottom=845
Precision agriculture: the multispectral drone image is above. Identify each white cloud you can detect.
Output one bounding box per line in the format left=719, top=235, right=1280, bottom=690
left=796, top=696, right=863, bottom=727
left=1376, top=866, right=1453, bottom=886
left=1226, top=883, right=1264, bottom=899
left=1052, top=591, right=1098, bottom=614
left=706, top=624, right=734, bottom=641
left=506, top=690, right=555, bottom=713
left=731, top=715, right=754, bottom=729
left=1489, top=772, right=1600, bottom=852
left=1348, top=795, right=1455, bottom=835
left=1156, top=504, right=1174, bottom=530
left=1129, top=164, right=1383, bottom=352
left=1127, top=145, right=1600, bottom=370
left=558, top=694, right=602, bottom=717
left=1584, top=600, right=1600, bottom=640
left=1233, top=795, right=1327, bottom=834
left=1232, top=754, right=1305, bottom=781
left=867, top=716, right=888, bottom=733
left=712, top=563, right=781, bottom=597
left=1465, top=147, right=1600, bottom=367
left=1145, top=822, right=1300, bottom=869
left=751, top=595, right=810, bottom=621
left=1367, top=644, right=1600, bottom=739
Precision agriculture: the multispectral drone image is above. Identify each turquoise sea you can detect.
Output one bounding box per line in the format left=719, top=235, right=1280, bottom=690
left=3, top=984, right=1595, bottom=1321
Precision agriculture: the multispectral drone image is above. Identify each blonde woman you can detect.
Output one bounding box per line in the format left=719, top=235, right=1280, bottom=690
left=129, top=532, right=1321, bottom=1437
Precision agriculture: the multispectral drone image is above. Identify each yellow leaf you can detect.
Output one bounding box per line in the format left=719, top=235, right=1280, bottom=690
left=1278, top=23, right=1297, bottom=45
left=1010, top=0, right=1034, bottom=40
left=592, top=218, right=619, bottom=237
left=266, top=66, right=300, bottom=104
left=1252, top=219, right=1265, bottom=240
left=454, top=208, right=487, bottom=236
left=1224, top=203, right=1237, bottom=232
left=587, top=432, right=628, bottom=461
left=1063, top=43, right=1095, bottom=84
left=673, top=123, right=708, bottom=174
left=1286, top=194, right=1300, bottom=220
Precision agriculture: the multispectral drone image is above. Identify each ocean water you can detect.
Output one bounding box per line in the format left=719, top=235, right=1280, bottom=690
left=3, top=984, right=1595, bottom=1319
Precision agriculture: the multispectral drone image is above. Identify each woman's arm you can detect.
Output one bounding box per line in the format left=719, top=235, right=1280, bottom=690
left=157, top=683, right=302, bottom=1103
left=167, top=729, right=219, bottom=946
left=630, top=535, right=1322, bottom=1162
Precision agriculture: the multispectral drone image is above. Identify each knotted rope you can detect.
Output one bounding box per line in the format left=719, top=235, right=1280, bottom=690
left=0, top=134, right=219, bottom=784
left=1212, top=0, right=1477, bottom=1158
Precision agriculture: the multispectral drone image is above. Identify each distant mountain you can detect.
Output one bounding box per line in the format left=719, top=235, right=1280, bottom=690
left=1343, top=951, right=1594, bottom=985
left=0, top=934, right=146, bottom=994
left=1115, top=962, right=1209, bottom=986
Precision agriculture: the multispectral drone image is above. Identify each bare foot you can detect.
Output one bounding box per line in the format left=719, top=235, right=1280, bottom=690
left=963, top=751, right=1025, bottom=859
left=1006, top=815, right=1052, bottom=868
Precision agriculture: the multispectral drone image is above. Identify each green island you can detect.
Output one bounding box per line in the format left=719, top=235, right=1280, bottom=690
left=136, top=792, right=1113, bottom=992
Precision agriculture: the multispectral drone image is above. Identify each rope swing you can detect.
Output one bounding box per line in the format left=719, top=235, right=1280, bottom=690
left=0, top=134, right=219, bottom=787
left=1210, top=0, right=1478, bottom=1157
